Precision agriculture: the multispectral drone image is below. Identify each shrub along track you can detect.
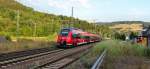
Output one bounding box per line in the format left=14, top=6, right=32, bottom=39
left=0, top=44, right=94, bottom=69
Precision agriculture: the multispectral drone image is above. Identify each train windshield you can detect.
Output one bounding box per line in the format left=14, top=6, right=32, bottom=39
left=60, top=29, right=70, bottom=36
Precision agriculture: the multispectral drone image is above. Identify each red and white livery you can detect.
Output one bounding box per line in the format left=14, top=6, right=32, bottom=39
left=57, top=28, right=101, bottom=48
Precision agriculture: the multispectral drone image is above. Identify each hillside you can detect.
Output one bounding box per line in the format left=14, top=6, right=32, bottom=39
left=96, top=21, right=150, bottom=32
left=0, top=0, right=75, bottom=36
left=97, top=21, right=150, bottom=27
left=0, top=0, right=104, bottom=37
left=110, top=24, right=143, bottom=32
left=0, top=0, right=32, bottom=11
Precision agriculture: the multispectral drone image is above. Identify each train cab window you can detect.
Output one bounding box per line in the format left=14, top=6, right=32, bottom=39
left=85, top=36, right=90, bottom=39
left=72, top=34, right=80, bottom=38
left=60, top=29, right=70, bottom=36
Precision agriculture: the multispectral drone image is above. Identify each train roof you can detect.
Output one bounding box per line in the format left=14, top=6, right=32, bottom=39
left=61, top=28, right=99, bottom=37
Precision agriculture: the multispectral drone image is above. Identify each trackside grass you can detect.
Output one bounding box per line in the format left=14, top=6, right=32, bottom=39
left=93, top=40, right=146, bottom=57
left=0, top=39, right=57, bottom=53
left=0, top=35, right=57, bottom=53
left=65, top=40, right=150, bottom=69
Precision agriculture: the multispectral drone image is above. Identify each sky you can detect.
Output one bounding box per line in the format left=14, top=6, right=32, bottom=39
left=17, top=0, right=150, bottom=22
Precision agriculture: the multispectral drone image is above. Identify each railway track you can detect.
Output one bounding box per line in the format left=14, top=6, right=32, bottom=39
left=0, top=49, right=64, bottom=68
left=91, top=49, right=107, bottom=69
left=41, top=46, right=91, bottom=69
left=0, top=47, right=57, bottom=62
left=0, top=44, right=93, bottom=69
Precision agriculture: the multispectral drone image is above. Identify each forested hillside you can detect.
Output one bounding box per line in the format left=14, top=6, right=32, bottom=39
left=0, top=0, right=112, bottom=38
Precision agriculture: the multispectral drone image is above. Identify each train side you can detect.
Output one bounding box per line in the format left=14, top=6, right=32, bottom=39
left=57, top=28, right=101, bottom=48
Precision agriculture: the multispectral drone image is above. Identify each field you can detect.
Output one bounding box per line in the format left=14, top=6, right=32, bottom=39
left=66, top=40, right=150, bottom=69
left=109, top=24, right=143, bottom=32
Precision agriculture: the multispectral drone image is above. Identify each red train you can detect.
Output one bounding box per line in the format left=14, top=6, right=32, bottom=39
left=57, top=28, right=101, bottom=48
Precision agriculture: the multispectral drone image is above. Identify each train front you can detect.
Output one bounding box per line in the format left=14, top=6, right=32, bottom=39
left=57, top=28, right=73, bottom=48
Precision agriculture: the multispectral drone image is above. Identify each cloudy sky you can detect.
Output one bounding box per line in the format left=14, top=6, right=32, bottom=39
left=17, top=0, right=150, bottom=22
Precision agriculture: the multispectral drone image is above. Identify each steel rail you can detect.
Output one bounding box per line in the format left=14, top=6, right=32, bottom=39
left=0, top=45, right=92, bottom=69
left=40, top=46, right=92, bottom=69
left=0, top=49, right=64, bottom=68
left=91, top=49, right=107, bottom=69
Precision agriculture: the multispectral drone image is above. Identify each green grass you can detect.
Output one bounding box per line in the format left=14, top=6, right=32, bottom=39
left=93, top=40, right=146, bottom=57
left=66, top=40, right=149, bottom=69
left=90, top=40, right=149, bottom=69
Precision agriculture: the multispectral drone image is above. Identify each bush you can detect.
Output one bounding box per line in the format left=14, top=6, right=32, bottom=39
left=5, top=35, right=11, bottom=41
left=114, top=32, right=126, bottom=40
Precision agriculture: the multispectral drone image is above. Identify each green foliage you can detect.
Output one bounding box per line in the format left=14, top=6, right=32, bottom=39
left=0, top=0, right=114, bottom=39
left=93, top=40, right=146, bottom=57
left=113, top=32, right=126, bottom=40
left=130, top=32, right=138, bottom=39
left=72, top=40, right=147, bottom=69
left=5, top=35, right=11, bottom=41
left=92, top=40, right=149, bottom=69
left=0, top=0, right=144, bottom=40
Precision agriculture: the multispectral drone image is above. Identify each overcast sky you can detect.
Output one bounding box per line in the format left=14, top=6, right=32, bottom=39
left=17, top=0, right=150, bottom=22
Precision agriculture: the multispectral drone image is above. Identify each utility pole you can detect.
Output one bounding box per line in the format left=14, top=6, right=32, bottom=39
left=71, top=7, right=74, bottom=17
left=52, top=19, right=54, bottom=33
left=16, top=10, right=20, bottom=36
left=34, top=22, right=36, bottom=37
left=70, top=7, right=74, bottom=28
left=93, top=19, right=97, bottom=33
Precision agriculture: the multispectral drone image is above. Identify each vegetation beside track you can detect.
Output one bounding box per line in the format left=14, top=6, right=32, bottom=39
left=0, top=0, right=113, bottom=38
left=0, top=39, right=57, bottom=53
left=66, top=40, right=150, bottom=69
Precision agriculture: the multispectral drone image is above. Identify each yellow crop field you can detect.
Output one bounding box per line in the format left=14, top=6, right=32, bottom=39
left=110, top=24, right=143, bottom=32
